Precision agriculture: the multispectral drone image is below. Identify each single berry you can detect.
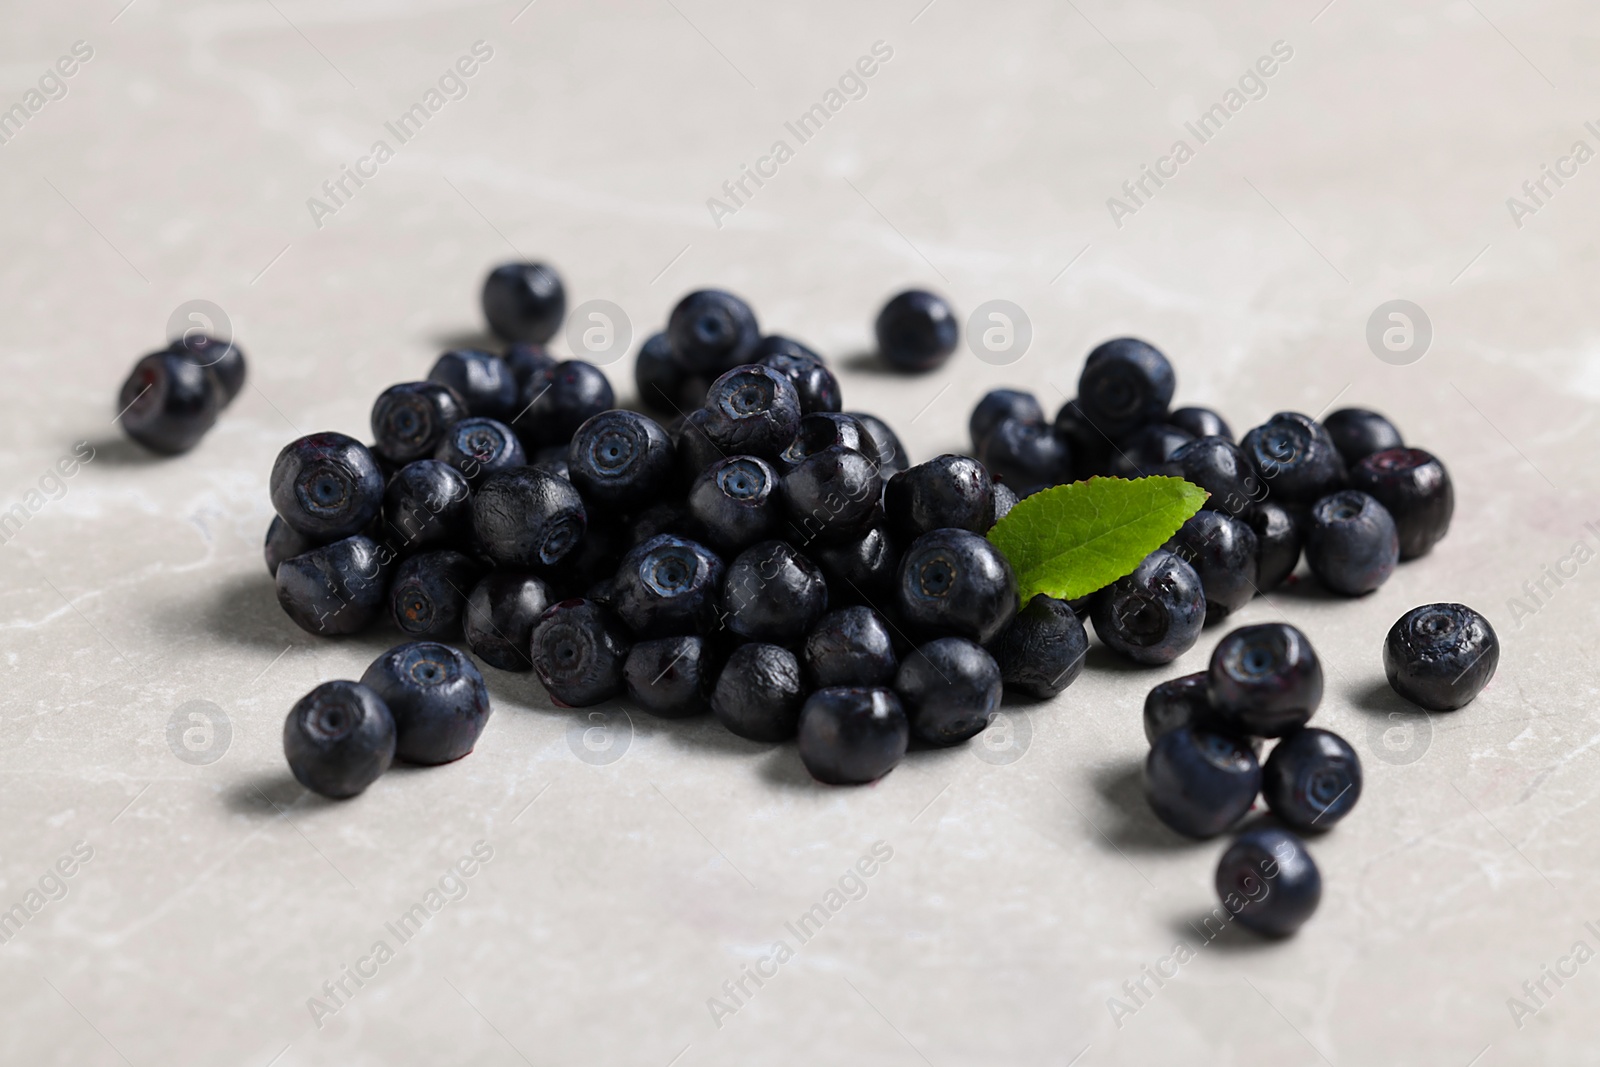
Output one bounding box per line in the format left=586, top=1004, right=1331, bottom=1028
left=1076, top=337, right=1175, bottom=436
left=988, top=595, right=1087, bottom=699
left=667, top=289, right=760, bottom=376
left=428, top=348, right=518, bottom=421
left=969, top=389, right=1044, bottom=453
left=1216, top=828, right=1321, bottom=937
left=897, top=528, right=1019, bottom=645
left=1163, top=510, right=1260, bottom=622
left=513, top=360, right=616, bottom=449
left=1144, top=726, right=1261, bottom=839
left=270, top=432, right=385, bottom=540
left=1305, top=490, right=1399, bottom=596
left=711, top=642, right=804, bottom=741
left=896, top=637, right=1002, bottom=745
left=471, top=466, right=587, bottom=569
left=283, top=680, right=395, bottom=799
left=275, top=534, right=391, bottom=635
left=117, top=348, right=222, bottom=455
left=1322, top=407, right=1403, bottom=466
left=756, top=336, right=840, bottom=414
left=360, top=641, right=491, bottom=765
left=1168, top=436, right=1261, bottom=517
left=701, top=364, right=802, bottom=460
left=875, top=289, right=958, bottom=372
left=1240, top=412, right=1345, bottom=505
left=463, top=572, right=550, bottom=671
left=370, top=381, right=466, bottom=464
left=383, top=459, right=471, bottom=552
left=388, top=550, right=482, bottom=639
left=435, top=416, right=526, bottom=486
left=171, top=333, right=247, bottom=406
left=848, top=412, right=910, bottom=476
left=483, top=262, right=566, bottom=344
left=811, top=524, right=899, bottom=607
left=721, top=540, right=828, bottom=644
left=1263, top=727, right=1362, bottom=831
left=978, top=418, right=1072, bottom=498
left=803, top=606, right=897, bottom=689
left=529, top=598, right=632, bottom=707
left=798, top=687, right=909, bottom=784
left=1168, top=406, right=1232, bottom=442
left=1384, top=602, right=1499, bottom=710
left=781, top=445, right=882, bottom=546
left=1143, top=672, right=1213, bottom=745
left=1244, top=501, right=1303, bottom=591
left=624, top=635, right=714, bottom=719
left=1207, top=623, right=1323, bottom=738
left=610, top=535, right=725, bottom=638
left=1349, top=448, right=1453, bottom=560
left=689, top=456, right=781, bottom=553
left=776, top=413, right=881, bottom=473
left=265, top=515, right=314, bottom=578
left=1090, top=549, right=1206, bottom=665
left=567, top=409, right=675, bottom=510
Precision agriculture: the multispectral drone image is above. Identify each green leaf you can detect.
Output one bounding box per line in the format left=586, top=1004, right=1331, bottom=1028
left=987, top=476, right=1209, bottom=603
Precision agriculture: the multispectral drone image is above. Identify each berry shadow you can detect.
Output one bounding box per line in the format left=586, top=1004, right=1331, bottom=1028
left=427, top=329, right=503, bottom=353
left=1089, top=760, right=1211, bottom=854
left=1262, top=572, right=1340, bottom=603
left=836, top=351, right=902, bottom=378
left=222, top=770, right=318, bottom=818
left=80, top=435, right=164, bottom=468
left=1349, top=677, right=1424, bottom=719
left=1083, top=642, right=1165, bottom=675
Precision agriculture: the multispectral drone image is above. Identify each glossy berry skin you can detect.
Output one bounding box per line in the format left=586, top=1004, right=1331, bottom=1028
left=811, top=525, right=898, bottom=607
left=389, top=550, right=482, bottom=639
left=471, top=466, right=587, bottom=570
left=1169, top=437, right=1261, bottom=518
left=283, top=681, right=395, bottom=799
left=992, top=483, right=1018, bottom=521
left=988, top=595, right=1087, bottom=699
left=711, top=643, right=804, bottom=741
left=777, top=413, right=880, bottom=473
left=275, top=534, right=391, bottom=635
left=567, top=410, right=675, bottom=510
left=1245, top=501, right=1303, bottom=591
left=1207, top=623, right=1324, bottom=738
left=782, top=446, right=882, bottom=546
left=429, top=348, right=518, bottom=421
left=464, top=572, right=549, bottom=671
left=1077, top=337, right=1175, bottom=436
left=803, top=606, right=897, bottom=689
left=978, top=418, right=1072, bottom=498
left=370, top=382, right=465, bottom=465
left=1144, top=726, right=1261, bottom=839
left=702, top=365, right=802, bottom=460
left=483, top=261, right=566, bottom=344
left=1108, top=423, right=1194, bottom=479
left=382, top=460, right=470, bottom=554
left=1305, top=490, right=1399, bottom=596
left=514, top=360, right=616, bottom=449
left=969, top=389, right=1044, bottom=453
left=529, top=598, right=631, bottom=707
left=1090, top=549, right=1206, bottom=666
left=1349, top=448, right=1453, bottom=560
left=895, top=637, right=1001, bottom=746
left=1054, top=398, right=1114, bottom=478
left=875, top=289, right=958, bottom=372
left=667, top=289, right=760, bottom=376
left=689, top=456, right=781, bottom=553
left=271, top=432, right=385, bottom=541
left=434, top=417, right=525, bottom=486
left=885, top=455, right=994, bottom=542
left=1384, top=603, right=1499, bottom=711
left=171, top=333, right=247, bottom=406
left=848, top=412, right=909, bottom=476
left=1143, top=672, right=1213, bottom=744
left=721, top=540, right=828, bottom=644
left=798, top=688, right=909, bottom=784
left=1216, top=828, right=1321, bottom=937
left=636, top=331, right=703, bottom=413
left=624, top=635, right=713, bottom=718
left=610, top=535, right=725, bottom=638
left=1263, top=728, right=1362, bottom=831
left=1169, top=406, right=1232, bottom=442
left=897, top=529, right=1019, bottom=645
left=118, top=348, right=222, bottom=455
left=265, top=515, right=314, bottom=578
left=756, top=336, right=840, bottom=414
left=1240, top=412, right=1346, bottom=506
left=1322, top=407, right=1403, bottom=466
left=360, top=641, right=491, bottom=765
left=1163, top=510, right=1260, bottom=623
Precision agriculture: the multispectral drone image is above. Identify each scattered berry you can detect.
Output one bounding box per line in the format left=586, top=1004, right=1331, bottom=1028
left=118, top=348, right=222, bottom=455
left=1076, top=338, right=1175, bottom=436
left=875, top=289, right=958, bottom=372
left=283, top=681, right=395, bottom=799
left=1215, top=828, right=1321, bottom=937
left=1207, top=623, right=1324, bottom=738
left=360, top=641, right=491, bottom=765
left=1384, top=602, right=1498, bottom=710
left=483, top=262, right=566, bottom=344
left=1262, top=727, right=1362, bottom=831
left=1145, top=725, right=1261, bottom=838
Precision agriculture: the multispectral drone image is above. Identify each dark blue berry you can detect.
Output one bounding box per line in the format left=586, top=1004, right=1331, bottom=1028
left=388, top=550, right=482, bottom=639
left=275, top=534, right=392, bottom=635
left=896, top=637, right=1001, bottom=745
left=504, top=342, right=557, bottom=391
left=689, top=456, right=781, bottom=553
left=988, top=595, right=1087, bottom=699
left=1143, top=672, right=1213, bottom=744
left=885, top=455, right=994, bottom=542
left=171, top=333, right=247, bottom=407
left=370, top=381, right=466, bottom=464
left=265, top=515, right=314, bottom=578
left=1144, top=726, right=1260, bottom=838
left=435, top=416, right=525, bottom=487
left=667, top=289, right=760, bottom=376
left=711, top=642, right=804, bottom=741
left=811, top=525, right=899, bottom=607
left=721, top=540, right=828, bottom=644
left=283, top=680, right=395, bottom=799
left=1263, top=727, right=1362, bottom=831
left=848, top=412, right=909, bottom=476
left=978, top=418, right=1072, bottom=497
left=610, top=535, right=725, bottom=638
left=1207, top=623, right=1322, bottom=737
left=624, top=635, right=713, bottom=718
left=1215, top=828, right=1321, bottom=937
left=383, top=459, right=471, bottom=552
left=1163, top=510, right=1260, bottom=622
left=1240, top=412, right=1345, bottom=505
left=470, top=466, right=586, bottom=570
left=969, top=389, right=1044, bottom=453
left=271, top=432, right=385, bottom=541
left=803, top=606, right=897, bottom=689
left=428, top=348, right=519, bottom=421
left=781, top=445, right=882, bottom=546
left=702, top=364, right=802, bottom=460
left=636, top=331, right=707, bottom=413
left=360, top=641, right=491, bottom=765
left=567, top=410, right=675, bottom=510
left=776, top=413, right=881, bottom=473
left=1244, top=501, right=1303, bottom=591
left=529, top=598, right=631, bottom=707
left=798, top=687, right=909, bottom=784
left=1168, top=436, right=1261, bottom=518
left=483, top=262, right=566, bottom=344
left=1077, top=338, right=1175, bottom=436
left=1107, top=423, right=1194, bottom=479
left=1090, top=549, right=1205, bottom=665
left=1054, top=398, right=1114, bottom=478
left=1321, top=407, right=1403, bottom=466
left=464, top=572, right=550, bottom=671
left=1384, top=602, right=1499, bottom=711
left=756, top=336, right=840, bottom=414
left=1168, top=406, right=1232, bottom=442
left=513, top=360, right=616, bottom=449
left=1305, top=490, right=1398, bottom=596
left=897, top=528, right=1019, bottom=645
left=875, top=289, right=958, bottom=373
left=118, top=348, right=222, bottom=455
left=1349, top=448, right=1453, bottom=560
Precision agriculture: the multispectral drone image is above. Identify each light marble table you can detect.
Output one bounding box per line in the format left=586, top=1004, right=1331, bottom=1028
left=1, top=2, right=1597, bottom=1064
